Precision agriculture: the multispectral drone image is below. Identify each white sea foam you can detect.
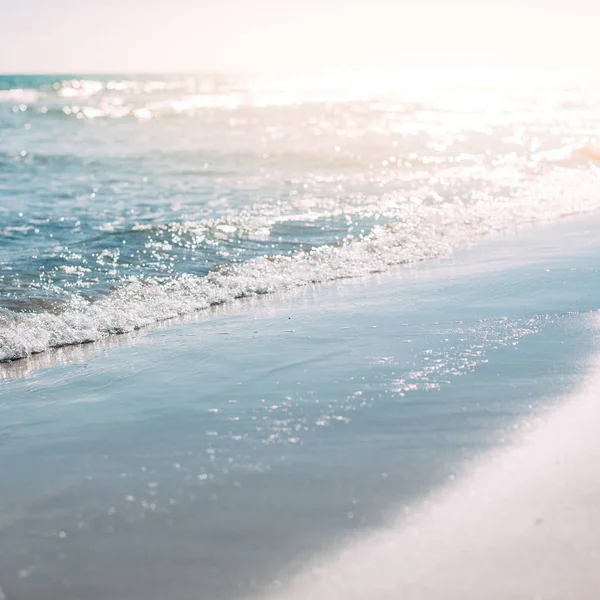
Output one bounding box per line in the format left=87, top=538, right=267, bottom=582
left=1, top=169, right=599, bottom=362
left=0, top=89, right=39, bottom=104
left=259, top=315, right=600, bottom=600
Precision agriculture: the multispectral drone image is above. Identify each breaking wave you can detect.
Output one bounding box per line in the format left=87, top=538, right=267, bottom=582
left=2, top=169, right=599, bottom=362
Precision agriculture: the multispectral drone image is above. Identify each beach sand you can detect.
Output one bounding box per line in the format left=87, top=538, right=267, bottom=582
left=1, top=214, right=599, bottom=600
left=265, top=320, right=600, bottom=600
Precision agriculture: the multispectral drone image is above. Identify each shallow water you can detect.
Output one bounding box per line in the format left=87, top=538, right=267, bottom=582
left=2, top=72, right=600, bottom=359
left=0, top=215, right=599, bottom=600
left=3, top=71, right=600, bottom=599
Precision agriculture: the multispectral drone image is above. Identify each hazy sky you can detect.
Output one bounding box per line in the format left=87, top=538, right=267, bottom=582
left=0, top=0, right=598, bottom=73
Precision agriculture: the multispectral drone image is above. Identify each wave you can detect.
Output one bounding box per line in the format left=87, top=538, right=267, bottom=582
left=1, top=168, right=600, bottom=362
left=0, top=169, right=600, bottom=361
left=0, top=89, right=40, bottom=104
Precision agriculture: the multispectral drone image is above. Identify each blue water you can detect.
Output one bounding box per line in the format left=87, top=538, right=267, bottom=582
left=2, top=73, right=600, bottom=600
left=1, top=214, right=599, bottom=600
left=1, top=72, right=600, bottom=360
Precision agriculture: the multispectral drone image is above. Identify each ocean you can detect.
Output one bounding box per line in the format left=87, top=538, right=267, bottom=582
left=1, top=72, right=600, bottom=599
left=1, top=71, right=600, bottom=360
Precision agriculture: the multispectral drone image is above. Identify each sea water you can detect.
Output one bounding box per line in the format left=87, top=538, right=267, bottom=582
left=1, top=70, right=600, bottom=360
left=2, top=72, right=600, bottom=600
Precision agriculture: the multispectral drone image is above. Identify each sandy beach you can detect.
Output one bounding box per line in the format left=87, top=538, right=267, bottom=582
left=265, top=321, right=600, bottom=600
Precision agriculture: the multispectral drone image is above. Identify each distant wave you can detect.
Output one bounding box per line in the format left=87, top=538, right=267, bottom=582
left=0, top=89, right=40, bottom=104
left=2, top=168, right=599, bottom=362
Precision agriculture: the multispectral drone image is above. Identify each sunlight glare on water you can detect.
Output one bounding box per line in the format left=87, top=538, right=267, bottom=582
left=1, top=68, right=600, bottom=360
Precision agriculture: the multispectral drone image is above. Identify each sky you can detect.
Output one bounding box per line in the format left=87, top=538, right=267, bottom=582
left=0, top=0, right=598, bottom=74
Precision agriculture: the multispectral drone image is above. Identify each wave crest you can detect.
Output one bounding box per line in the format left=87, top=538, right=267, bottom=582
left=2, top=169, right=600, bottom=362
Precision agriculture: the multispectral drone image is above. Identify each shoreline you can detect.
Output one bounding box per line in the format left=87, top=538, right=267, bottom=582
left=264, top=314, right=600, bottom=600
left=0, top=213, right=599, bottom=600
left=3, top=183, right=600, bottom=365
left=2, top=211, right=598, bottom=382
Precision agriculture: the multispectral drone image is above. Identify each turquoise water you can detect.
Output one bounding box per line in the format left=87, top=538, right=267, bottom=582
left=2, top=73, right=600, bottom=359
left=2, top=73, right=600, bottom=599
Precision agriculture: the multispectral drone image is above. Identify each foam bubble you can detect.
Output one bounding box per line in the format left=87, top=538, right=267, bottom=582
left=1, top=169, right=599, bottom=362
